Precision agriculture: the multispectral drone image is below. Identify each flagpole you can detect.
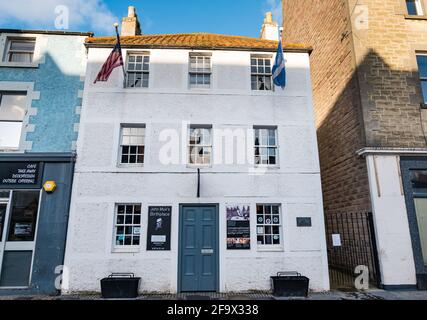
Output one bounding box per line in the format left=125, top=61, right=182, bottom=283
left=114, top=23, right=127, bottom=85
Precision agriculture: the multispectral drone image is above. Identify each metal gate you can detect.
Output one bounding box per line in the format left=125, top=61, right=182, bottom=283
left=325, top=212, right=381, bottom=290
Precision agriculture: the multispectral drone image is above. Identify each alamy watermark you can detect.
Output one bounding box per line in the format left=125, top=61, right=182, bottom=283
left=54, top=5, right=69, bottom=30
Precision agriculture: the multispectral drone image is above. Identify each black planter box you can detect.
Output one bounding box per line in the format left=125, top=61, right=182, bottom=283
left=271, top=272, right=309, bottom=297
left=101, top=273, right=141, bottom=299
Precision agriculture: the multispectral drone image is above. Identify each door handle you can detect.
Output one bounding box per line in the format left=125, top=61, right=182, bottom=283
left=201, top=249, right=214, bottom=255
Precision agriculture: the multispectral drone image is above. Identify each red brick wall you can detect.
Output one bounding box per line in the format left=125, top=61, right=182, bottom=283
left=282, top=0, right=372, bottom=215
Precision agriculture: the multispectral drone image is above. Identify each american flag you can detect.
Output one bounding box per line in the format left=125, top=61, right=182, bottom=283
left=93, top=32, right=124, bottom=83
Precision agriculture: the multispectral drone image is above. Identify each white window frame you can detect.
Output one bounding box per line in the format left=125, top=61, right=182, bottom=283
left=4, top=38, right=36, bottom=63
left=251, top=55, right=273, bottom=91
left=112, top=203, right=142, bottom=253
left=254, top=126, right=279, bottom=167
left=187, top=125, right=213, bottom=167
left=0, top=34, right=42, bottom=68
left=0, top=91, right=28, bottom=152
left=256, top=204, right=283, bottom=251
left=125, top=52, right=150, bottom=88
left=189, top=53, right=212, bottom=89
left=118, top=125, right=146, bottom=167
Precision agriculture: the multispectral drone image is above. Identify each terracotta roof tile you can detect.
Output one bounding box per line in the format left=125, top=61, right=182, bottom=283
left=85, top=33, right=311, bottom=52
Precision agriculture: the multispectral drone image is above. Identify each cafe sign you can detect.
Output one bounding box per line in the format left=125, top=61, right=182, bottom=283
left=0, top=162, right=42, bottom=188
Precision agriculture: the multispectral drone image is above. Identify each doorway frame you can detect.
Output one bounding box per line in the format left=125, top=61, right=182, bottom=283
left=400, top=157, right=427, bottom=288
left=178, top=203, right=220, bottom=293
left=0, top=189, right=42, bottom=289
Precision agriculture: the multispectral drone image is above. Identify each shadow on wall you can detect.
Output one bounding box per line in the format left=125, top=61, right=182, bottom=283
left=0, top=52, right=83, bottom=153
left=317, top=49, right=425, bottom=216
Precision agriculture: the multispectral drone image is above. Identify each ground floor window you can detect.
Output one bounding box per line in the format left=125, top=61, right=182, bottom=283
left=114, top=204, right=142, bottom=247
left=256, top=204, right=282, bottom=246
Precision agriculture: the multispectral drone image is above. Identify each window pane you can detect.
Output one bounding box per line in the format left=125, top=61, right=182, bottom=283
left=0, top=94, right=27, bottom=121
left=264, top=76, right=272, bottom=90
left=268, top=130, right=276, bottom=145
left=10, top=40, right=35, bottom=51
left=414, top=198, right=427, bottom=265
left=8, top=191, right=39, bottom=241
left=0, top=203, right=6, bottom=241
left=406, top=0, right=419, bottom=15
left=0, top=122, right=23, bottom=149
left=9, top=53, right=33, bottom=63
left=417, top=55, right=427, bottom=78
left=421, top=80, right=427, bottom=104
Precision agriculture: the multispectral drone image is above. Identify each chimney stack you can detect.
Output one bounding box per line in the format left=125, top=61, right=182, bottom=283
left=121, top=6, right=141, bottom=36
left=260, top=12, right=279, bottom=41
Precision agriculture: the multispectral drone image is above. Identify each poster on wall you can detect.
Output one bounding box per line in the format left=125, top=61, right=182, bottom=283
left=0, top=162, right=41, bottom=188
left=226, top=205, right=250, bottom=250
left=147, top=206, right=172, bottom=251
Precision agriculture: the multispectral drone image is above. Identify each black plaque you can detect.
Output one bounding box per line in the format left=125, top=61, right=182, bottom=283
left=297, top=217, right=312, bottom=227
left=226, top=205, right=250, bottom=250
left=0, top=162, right=41, bottom=188
left=147, top=206, right=171, bottom=251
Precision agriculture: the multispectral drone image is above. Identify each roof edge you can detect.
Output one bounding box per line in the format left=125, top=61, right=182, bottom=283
left=85, top=43, right=312, bottom=54
left=0, top=29, right=94, bottom=37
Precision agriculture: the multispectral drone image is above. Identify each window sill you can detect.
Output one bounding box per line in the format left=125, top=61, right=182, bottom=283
left=254, top=165, right=280, bottom=170
left=187, top=164, right=213, bottom=169
left=257, top=246, right=284, bottom=252
left=117, top=164, right=145, bottom=168
left=0, top=62, right=39, bottom=68
left=404, top=14, right=427, bottom=20
left=112, top=247, right=140, bottom=254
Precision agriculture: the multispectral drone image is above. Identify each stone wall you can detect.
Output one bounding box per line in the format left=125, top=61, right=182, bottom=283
left=282, top=0, right=372, bottom=215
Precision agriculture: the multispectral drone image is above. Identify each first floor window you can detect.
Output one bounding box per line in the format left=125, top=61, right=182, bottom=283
left=257, top=204, right=282, bottom=245
left=114, top=204, right=142, bottom=246
left=0, top=92, right=27, bottom=150
left=406, top=0, right=424, bottom=15
left=188, top=126, right=212, bottom=165
left=5, top=38, right=36, bottom=63
left=189, top=53, right=212, bottom=89
left=417, top=55, right=427, bottom=104
left=254, top=127, right=278, bottom=166
left=119, top=125, right=145, bottom=165
left=126, top=53, right=150, bottom=88
left=251, top=55, right=272, bottom=91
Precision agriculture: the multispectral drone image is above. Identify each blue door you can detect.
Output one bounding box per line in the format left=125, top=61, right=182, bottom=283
left=179, top=205, right=218, bottom=292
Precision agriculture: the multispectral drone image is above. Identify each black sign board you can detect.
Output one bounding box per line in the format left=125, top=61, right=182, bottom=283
left=0, top=162, right=42, bottom=188
left=226, top=205, right=250, bottom=250
left=297, top=217, right=312, bottom=227
left=147, top=206, right=172, bottom=251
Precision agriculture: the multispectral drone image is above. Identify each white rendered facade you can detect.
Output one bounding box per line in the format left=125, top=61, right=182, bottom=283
left=63, top=44, right=330, bottom=294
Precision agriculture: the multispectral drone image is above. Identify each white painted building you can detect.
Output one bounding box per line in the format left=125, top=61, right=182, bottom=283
left=63, top=9, right=329, bottom=294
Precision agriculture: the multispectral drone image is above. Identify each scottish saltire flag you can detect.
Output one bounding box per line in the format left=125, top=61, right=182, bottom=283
left=94, top=31, right=124, bottom=83
left=272, top=39, right=286, bottom=89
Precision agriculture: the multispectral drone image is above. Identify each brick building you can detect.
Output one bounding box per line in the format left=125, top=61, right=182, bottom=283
left=283, top=0, right=427, bottom=290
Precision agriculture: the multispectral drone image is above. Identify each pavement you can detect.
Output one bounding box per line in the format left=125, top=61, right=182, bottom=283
left=1, top=289, right=427, bottom=300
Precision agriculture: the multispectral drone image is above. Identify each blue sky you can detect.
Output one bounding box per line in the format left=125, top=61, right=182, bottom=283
left=0, top=0, right=282, bottom=37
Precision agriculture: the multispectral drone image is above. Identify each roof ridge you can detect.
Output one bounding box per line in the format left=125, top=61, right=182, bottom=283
left=85, top=33, right=311, bottom=52
left=88, top=32, right=279, bottom=42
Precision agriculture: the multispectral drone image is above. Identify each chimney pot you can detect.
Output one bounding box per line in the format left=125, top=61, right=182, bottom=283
left=260, top=12, right=279, bottom=41
left=128, top=6, right=136, bottom=17
left=121, top=5, right=141, bottom=36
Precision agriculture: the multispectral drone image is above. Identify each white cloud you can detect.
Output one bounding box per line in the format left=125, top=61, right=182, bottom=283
left=263, top=0, right=282, bottom=25
left=0, top=0, right=118, bottom=34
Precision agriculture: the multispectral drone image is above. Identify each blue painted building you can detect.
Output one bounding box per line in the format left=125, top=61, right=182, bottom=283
left=0, top=29, right=92, bottom=295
